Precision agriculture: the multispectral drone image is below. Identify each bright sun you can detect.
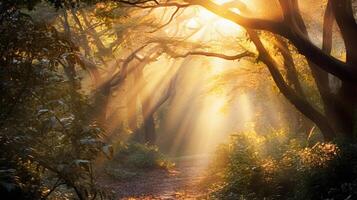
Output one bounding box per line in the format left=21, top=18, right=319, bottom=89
left=194, top=4, right=244, bottom=37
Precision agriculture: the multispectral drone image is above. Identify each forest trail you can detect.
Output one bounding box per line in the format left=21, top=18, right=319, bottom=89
left=100, top=154, right=211, bottom=200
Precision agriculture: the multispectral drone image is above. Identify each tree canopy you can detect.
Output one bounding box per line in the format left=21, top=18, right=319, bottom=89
left=1, top=0, right=357, bottom=199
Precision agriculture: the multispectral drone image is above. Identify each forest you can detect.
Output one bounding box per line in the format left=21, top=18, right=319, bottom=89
left=1, top=0, right=357, bottom=199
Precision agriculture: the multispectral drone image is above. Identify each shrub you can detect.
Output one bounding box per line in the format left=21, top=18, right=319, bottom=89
left=115, top=142, right=172, bottom=169
left=0, top=7, right=111, bottom=199
left=295, top=142, right=357, bottom=200
left=205, top=130, right=357, bottom=200
left=104, top=142, right=173, bottom=180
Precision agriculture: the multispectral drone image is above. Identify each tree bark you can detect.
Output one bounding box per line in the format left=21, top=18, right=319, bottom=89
left=248, top=29, right=335, bottom=141
left=331, top=0, right=357, bottom=137
left=188, top=0, right=357, bottom=82
left=275, top=36, right=313, bottom=134
left=126, top=74, right=138, bottom=131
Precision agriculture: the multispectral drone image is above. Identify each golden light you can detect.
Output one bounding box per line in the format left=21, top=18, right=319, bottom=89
left=214, top=18, right=244, bottom=36
left=238, top=93, right=253, bottom=127
left=215, top=0, right=236, bottom=5
left=186, top=18, right=200, bottom=29
left=101, top=4, right=254, bottom=158
left=143, top=5, right=252, bottom=157
left=197, top=8, right=216, bottom=20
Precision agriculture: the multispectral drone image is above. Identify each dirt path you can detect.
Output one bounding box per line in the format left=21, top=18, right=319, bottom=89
left=100, top=154, right=211, bottom=200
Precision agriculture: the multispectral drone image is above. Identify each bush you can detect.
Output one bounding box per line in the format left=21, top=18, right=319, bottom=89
left=115, top=142, right=172, bottom=169
left=205, top=130, right=357, bottom=200
left=295, top=142, right=357, bottom=200
left=104, top=142, right=173, bottom=180
left=0, top=7, right=111, bottom=199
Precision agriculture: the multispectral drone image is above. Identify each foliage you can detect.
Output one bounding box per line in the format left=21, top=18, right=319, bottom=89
left=205, top=131, right=357, bottom=200
left=295, top=142, right=357, bottom=200
left=110, top=142, right=169, bottom=169
left=0, top=5, right=111, bottom=200
left=2, top=0, right=357, bottom=199
left=104, top=142, right=173, bottom=180
left=1, top=0, right=176, bottom=198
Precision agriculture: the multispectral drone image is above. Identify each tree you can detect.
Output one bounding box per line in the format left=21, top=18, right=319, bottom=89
left=7, top=0, right=357, bottom=142
left=199, top=0, right=357, bottom=140
left=0, top=3, right=114, bottom=199
left=119, top=0, right=357, bottom=141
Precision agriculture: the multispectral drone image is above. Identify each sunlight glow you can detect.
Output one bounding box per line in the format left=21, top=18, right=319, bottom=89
left=146, top=6, right=250, bottom=156
left=195, top=7, right=244, bottom=37
left=186, top=18, right=200, bottom=29
left=103, top=5, right=257, bottom=157
left=238, top=93, right=253, bottom=128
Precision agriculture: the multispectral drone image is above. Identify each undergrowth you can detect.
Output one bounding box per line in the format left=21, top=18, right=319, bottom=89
left=104, top=142, right=173, bottom=180
left=204, top=130, right=357, bottom=200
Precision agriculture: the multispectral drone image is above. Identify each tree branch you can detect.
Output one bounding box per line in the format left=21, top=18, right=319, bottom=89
left=182, top=0, right=357, bottom=82
left=247, top=29, right=336, bottom=140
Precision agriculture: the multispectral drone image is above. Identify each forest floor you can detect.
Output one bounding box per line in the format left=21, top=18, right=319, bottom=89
left=99, top=154, right=211, bottom=200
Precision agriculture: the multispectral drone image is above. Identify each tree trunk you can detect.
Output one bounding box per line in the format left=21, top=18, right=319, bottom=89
left=275, top=36, right=314, bottom=134
left=144, top=113, right=156, bottom=145
left=93, top=86, right=110, bottom=127
left=331, top=0, right=357, bottom=137
left=248, top=29, right=336, bottom=141
left=288, top=0, right=355, bottom=137
left=126, top=74, right=138, bottom=131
